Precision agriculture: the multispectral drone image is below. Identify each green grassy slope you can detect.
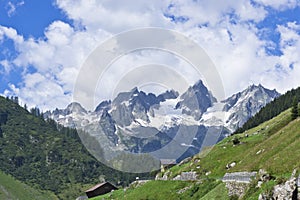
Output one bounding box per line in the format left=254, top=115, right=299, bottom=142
left=0, top=170, right=57, bottom=200
left=91, top=179, right=226, bottom=200
left=168, top=108, right=299, bottom=179
left=94, top=107, right=300, bottom=200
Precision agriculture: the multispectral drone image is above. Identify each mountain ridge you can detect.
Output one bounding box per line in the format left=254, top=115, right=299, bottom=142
left=44, top=81, right=280, bottom=170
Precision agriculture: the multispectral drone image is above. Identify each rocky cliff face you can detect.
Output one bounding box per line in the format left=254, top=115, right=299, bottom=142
left=222, top=84, right=280, bottom=130
left=176, top=80, right=217, bottom=120
left=200, top=84, right=280, bottom=132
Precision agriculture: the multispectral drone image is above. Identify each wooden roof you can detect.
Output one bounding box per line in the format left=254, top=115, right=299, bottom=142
left=85, top=182, right=109, bottom=192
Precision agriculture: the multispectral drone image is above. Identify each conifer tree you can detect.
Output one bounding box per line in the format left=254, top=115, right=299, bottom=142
left=291, top=97, right=298, bottom=120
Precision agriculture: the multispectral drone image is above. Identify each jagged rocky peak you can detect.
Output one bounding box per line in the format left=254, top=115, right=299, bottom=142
left=112, top=87, right=163, bottom=111
left=109, top=87, right=152, bottom=126
left=246, top=84, right=278, bottom=96
left=176, top=80, right=217, bottom=120
left=112, top=87, right=140, bottom=105
left=255, top=84, right=279, bottom=99
left=47, top=102, right=87, bottom=117
left=223, top=84, right=280, bottom=112
left=95, top=100, right=111, bottom=112
left=222, top=84, right=280, bottom=130
left=65, top=102, right=87, bottom=114
left=157, top=89, right=179, bottom=102
left=108, top=87, right=180, bottom=127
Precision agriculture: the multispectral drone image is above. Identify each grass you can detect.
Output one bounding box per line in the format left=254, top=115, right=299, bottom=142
left=92, top=179, right=224, bottom=200
left=92, top=108, right=300, bottom=199
left=200, top=183, right=229, bottom=200
left=0, top=171, right=57, bottom=200
left=166, top=108, right=299, bottom=179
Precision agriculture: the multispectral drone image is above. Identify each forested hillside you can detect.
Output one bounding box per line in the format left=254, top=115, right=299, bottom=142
left=0, top=96, right=142, bottom=199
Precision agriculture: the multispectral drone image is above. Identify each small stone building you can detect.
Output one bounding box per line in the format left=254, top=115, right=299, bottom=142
left=160, top=159, right=177, bottom=166
left=85, top=182, right=117, bottom=198
left=222, top=172, right=257, bottom=197
left=160, top=159, right=177, bottom=172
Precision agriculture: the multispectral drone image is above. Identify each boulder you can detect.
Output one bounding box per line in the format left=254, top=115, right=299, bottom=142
left=272, top=177, right=297, bottom=200
left=226, top=162, right=236, bottom=169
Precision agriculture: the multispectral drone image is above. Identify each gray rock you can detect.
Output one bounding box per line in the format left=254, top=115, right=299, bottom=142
left=76, top=196, right=88, bottom=200
left=272, top=177, right=297, bottom=200
left=176, top=80, right=216, bottom=120
left=99, top=110, right=119, bottom=144
left=160, top=173, right=169, bottom=180
left=259, top=171, right=298, bottom=200
left=258, top=193, right=269, bottom=200
left=177, top=185, right=192, bottom=194
left=259, top=169, right=271, bottom=182
left=94, top=100, right=111, bottom=112
left=257, top=181, right=263, bottom=188
left=225, top=182, right=248, bottom=197
left=111, top=103, right=133, bottom=127
left=173, top=171, right=198, bottom=181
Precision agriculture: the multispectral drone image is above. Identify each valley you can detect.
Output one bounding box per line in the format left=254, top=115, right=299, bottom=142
left=0, top=81, right=299, bottom=199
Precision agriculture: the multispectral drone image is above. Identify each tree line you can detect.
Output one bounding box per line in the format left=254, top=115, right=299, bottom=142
left=291, top=96, right=300, bottom=120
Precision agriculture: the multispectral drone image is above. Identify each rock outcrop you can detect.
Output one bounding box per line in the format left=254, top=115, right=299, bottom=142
left=225, top=182, right=248, bottom=197
left=272, top=177, right=298, bottom=200
left=173, top=171, right=198, bottom=181
left=259, top=170, right=299, bottom=200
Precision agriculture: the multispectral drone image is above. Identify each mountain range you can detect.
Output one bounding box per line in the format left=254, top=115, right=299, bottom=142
left=45, top=80, right=280, bottom=170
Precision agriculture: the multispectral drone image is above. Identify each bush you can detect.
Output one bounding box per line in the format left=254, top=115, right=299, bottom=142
left=229, top=194, right=239, bottom=200
left=232, top=137, right=240, bottom=145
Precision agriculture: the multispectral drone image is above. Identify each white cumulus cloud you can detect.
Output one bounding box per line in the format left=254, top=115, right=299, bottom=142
left=1, top=0, right=300, bottom=111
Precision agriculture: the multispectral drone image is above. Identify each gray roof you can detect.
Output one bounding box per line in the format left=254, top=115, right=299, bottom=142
left=160, top=159, right=177, bottom=165
left=222, top=172, right=257, bottom=183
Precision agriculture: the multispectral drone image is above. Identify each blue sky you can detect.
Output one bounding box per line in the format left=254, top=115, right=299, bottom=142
left=0, top=0, right=64, bottom=38
left=0, top=0, right=64, bottom=90
left=0, top=0, right=300, bottom=110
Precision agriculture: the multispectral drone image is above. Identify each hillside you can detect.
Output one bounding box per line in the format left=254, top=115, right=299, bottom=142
left=0, top=170, right=57, bottom=200
left=93, top=107, right=300, bottom=199
left=0, top=96, right=141, bottom=199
